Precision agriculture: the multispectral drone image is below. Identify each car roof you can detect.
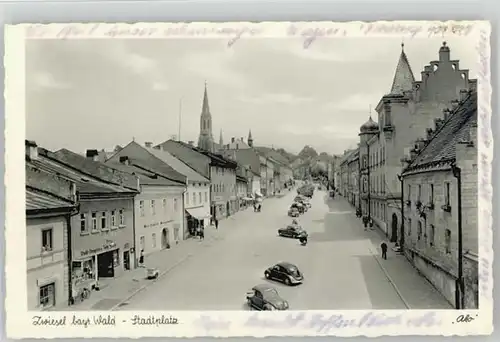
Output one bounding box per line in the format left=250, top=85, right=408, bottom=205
left=253, top=284, right=276, bottom=292
left=277, top=262, right=297, bottom=269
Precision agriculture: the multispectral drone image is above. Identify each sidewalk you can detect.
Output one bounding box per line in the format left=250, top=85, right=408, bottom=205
left=69, top=197, right=279, bottom=311
left=335, top=196, right=453, bottom=309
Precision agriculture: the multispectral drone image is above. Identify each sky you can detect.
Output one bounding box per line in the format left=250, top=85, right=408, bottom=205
left=26, top=36, right=478, bottom=155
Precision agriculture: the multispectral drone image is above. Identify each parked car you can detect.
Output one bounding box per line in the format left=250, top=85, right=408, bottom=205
left=278, top=225, right=308, bottom=238
left=246, top=284, right=289, bottom=310
left=264, top=262, right=304, bottom=286
left=147, top=267, right=159, bottom=279
left=288, top=206, right=300, bottom=217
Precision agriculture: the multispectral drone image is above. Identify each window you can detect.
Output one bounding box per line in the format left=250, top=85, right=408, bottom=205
left=91, top=212, right=98, bottom=231
left=204, top=191, right=208, bottom=202
left=407, top=218, right=412, bottom=236
left=151, top=200, right=156, bottom=215
left=140, top=236, right=145, bottom=250
left=113, top=249, right=120, bottom=267
left=41, top=228, right=53, bottom=251
left=417, top=185, right=422, bottom=201
left=192, top=192, right=196, bottom=205
left=152, top=233, right=157, bottom=248
left=80, top=214, right=87, bottom=233
left=445, top=229, right=451, bottom=253
left=139, top=200, right=145, bottom=217
left=162, top=199, right=167, bottom=212
left=39, top=283, right=55, bottom=309
left=111, top=210, right=116, bottom=228
left=199, top=192, right=202, bottom=203
left=445, top=182, right=450, bottom=206
left=417, top=221, right=422, bottom=240
left=173, top=198, right=178, bottom=212
left=429, top=184, right=434, bottom=204
left=186, top=192, right=190, bottom=205
left=119, top=209, right=125, bottom=226
left=407, top=185, right=411, bottom=201
left=429, top=224, right=435, bottom=246
left=100, top=212, right=107, bottom=230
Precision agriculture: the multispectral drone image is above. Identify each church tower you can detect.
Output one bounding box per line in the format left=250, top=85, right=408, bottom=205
left=247, top=130, right=253, bottom=147
left=197, top=81, right=214, bottom=152
left=219, top=129, right=224, bottom=147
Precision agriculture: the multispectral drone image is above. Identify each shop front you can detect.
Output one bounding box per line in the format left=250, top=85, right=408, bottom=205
left=186, top=207, right=211, bottom=236
left=211, top=196, right=226, bottom=220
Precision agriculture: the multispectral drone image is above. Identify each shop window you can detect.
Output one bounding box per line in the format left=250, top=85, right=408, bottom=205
left=41, top=228, right=53, bottom=252
left=151, top=200, right=156, bottom=215
left=152, top=233, right=157, bottom=248
left=91, top=212, right=98, bottom=232
left=111, top=210, right=117, bottom=229
left=445, top=182, right=451, bottom=206
left=119, top=209, right=125, bottom=226
left=417, top=221, right=422, bottom=240
left=113, top=250, right=120, bottom=267
left=429, top=224, right=435, bottom=246
left=445, top=229, right=451, bottom=253
left=139, top=200, right=145, bottom=217
left=39, top=283, right=55, bottom=309
left=100, top=212, right=108, bottom=230
left=80, top=213, right=88, bottom=234
left=140, top=236, right=145, bottom=250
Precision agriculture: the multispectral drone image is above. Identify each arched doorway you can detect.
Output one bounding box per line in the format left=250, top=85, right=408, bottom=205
left=391, top=214, right=398, bottom=242
left=162, top=228, right=170, bottom=249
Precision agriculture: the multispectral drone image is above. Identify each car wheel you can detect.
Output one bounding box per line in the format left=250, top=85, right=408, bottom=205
left=284, top=277, right=291, bottom=285
left=265, top=272, right=270, bottom=279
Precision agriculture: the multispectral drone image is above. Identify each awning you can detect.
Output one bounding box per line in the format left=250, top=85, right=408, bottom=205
left=186, top=207, right=211, bottom=220
left=243, top=197, right=253, bottom=201
left=255, top=191, right=263, bottom=197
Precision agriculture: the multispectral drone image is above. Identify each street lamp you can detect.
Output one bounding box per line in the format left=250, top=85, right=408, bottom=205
left=397, top=174, right=405, bottom=249
left=451, top=162, right=464, bottom=309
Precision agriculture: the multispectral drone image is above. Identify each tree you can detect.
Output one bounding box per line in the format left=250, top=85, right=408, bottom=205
left=298, top=145, right=318, bottom=160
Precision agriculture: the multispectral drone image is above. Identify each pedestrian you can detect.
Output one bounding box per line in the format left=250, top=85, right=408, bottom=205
left=200, top=227, right=205, bottom=240
left=215, top=219, right=219, bottom=230
left=197, top=226, right=201, bottom=238
left=381, top=241, right=388, bottom=260
left=369, top=218, right=374, bottom=230
left=139, top=250, right=144, bottom=267
left=363, top=216, right=368, bottom=230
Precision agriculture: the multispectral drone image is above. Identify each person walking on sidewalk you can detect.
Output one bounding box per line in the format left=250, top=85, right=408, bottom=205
left=139, top=250, right=144, bottom=267
left=380, top=242, right=388, bottom=260
left=200, top=227, right=205, bottom=240
left=215, top=218, right=219, bottom=230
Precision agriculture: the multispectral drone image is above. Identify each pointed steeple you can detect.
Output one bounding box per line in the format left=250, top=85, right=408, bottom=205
left=219, top=129, right=224, bottom=146
left=202, top=80, right=210, bottom=115
left=247, top=129, right=253, bottom=147
left=390, top=43, right=416, bottom=94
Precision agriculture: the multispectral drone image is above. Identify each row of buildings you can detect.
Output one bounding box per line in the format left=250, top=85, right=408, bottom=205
left=27, top=83, right=293, bottom=311
left=334, top=42, right=478, bottom=309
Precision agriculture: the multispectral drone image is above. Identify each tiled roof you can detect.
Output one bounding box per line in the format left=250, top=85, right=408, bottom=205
left=26, top=187, right=75, bottom=211
left=145, top=146, right=209, bottom=183
left=405, top=92, right=477, bottom=172
left=221, top=149, right=260, bottom=176
left=156, top=140, right=211, bottom=178
left=104, top=161, right=183, bottom=186
left=254, top=146, right=291, bottom=166
left=52, top=148, right=138, bottom=190
left=31, top=156, right=135, bottom=194
left=390, top=47, right=416, bottom=95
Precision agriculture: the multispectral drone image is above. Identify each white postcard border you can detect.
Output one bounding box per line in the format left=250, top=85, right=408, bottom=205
left=4, top=21, right=493, bottom=338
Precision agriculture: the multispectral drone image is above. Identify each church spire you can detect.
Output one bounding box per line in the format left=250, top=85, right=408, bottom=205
left=390, top=43, right=415, bottom=94
left=247, top=129, right=253, bottom=147
left=202, top=80, right=210, bottom=115
left=219, top=129, right=224, bottom=146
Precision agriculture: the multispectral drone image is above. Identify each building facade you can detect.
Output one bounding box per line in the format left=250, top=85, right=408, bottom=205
left=26, top=143, right=78, bottom=310
left=401, top=91, right=477, bottom=309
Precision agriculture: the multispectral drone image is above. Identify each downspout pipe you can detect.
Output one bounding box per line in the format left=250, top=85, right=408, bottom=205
left=397, top=174, right=405, bottom=249
left=66, top=203, right=79, bottom=306
left=452, top=163, right=464, bottom=309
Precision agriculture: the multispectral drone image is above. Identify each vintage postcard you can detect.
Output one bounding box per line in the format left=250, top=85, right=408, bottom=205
left=4, top=21, right=493, bottom=338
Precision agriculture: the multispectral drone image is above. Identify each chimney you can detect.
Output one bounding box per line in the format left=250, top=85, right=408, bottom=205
left=231, top=137, right=235, bottom=143
left=70, top=181, right=77, bottom=202
left=86, top=149, right=99, bottom=162
left=434, top=118, right=444, bottom=131
left=25, top=140, right=39, bottom=160
left=424, top=65, right=432, bottom=72
left=459, top=89, right=469, bottom=101
left=443, top=108, right=451, bottom=120
left=426, top=128, right=434, bottom=140
left=450, top=99, right=460, bottom=110
left=188, top=141, right=194, bottom=146
left=119, top=156, right=130, bottom=166
left=145, top=142, right=152, bottom=148
left=153, top=146, right=161, bottom=150
left=410, top=148, right=417, bottom=160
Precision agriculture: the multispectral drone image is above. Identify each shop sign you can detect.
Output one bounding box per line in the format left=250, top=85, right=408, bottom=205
left=213, top=195, right=223, bottom=202
left=144, top=220, right=172, bottom=228
left=79, top=239, right=117, bottom=257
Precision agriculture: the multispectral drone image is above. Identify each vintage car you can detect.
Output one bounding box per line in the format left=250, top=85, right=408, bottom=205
left=246, top=284, right=289, bottom=310
left=278, top=225, right=308, bottom=239
left=264, top=262, right=304, bottom=286
left=288, top=206, right=300, bottom=217
left=147, top=267, right=160, bottom=279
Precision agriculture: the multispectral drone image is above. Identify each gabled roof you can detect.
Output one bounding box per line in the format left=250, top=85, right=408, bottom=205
left=52, top=148, right=138, bottom=191
left=104, top=161, right=183, bottom=186
left=220, top=149, right=260, bottom=176
left=105, top=141, right=187, bottom=184
left=254, top=146, right=291, bottom=166
left=155, top=140, right=211, bottom=178
left=390, top=45, right=416, bottom=95
left=404, top=92, right=477, bottom=173
left=144, top=146, right=209, bottom=183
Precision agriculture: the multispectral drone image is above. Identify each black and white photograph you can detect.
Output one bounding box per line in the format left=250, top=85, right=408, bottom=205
left=4, top=21, right=491, bottom=338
